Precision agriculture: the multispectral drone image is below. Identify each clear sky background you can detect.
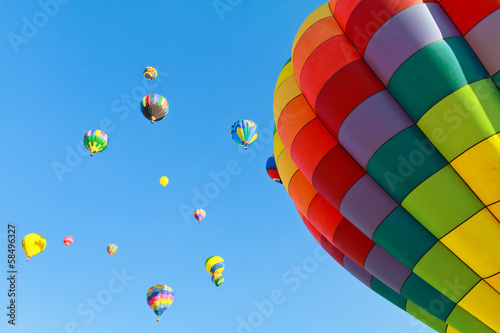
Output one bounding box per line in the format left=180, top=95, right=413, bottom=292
left=1, top=1, right=430, bottom=332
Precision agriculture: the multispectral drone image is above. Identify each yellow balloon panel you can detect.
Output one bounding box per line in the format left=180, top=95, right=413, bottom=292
left=485, top=273, right=500, bottom=294
left=451, top=133, right=500, bottom=207
left=458, top=281, right=500, bottom=332
left=441, top=208, right=500, bottom=279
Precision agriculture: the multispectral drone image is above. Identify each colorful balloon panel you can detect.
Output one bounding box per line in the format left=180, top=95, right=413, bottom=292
left=273, top=1, right=500, bottom=331
left=230, top=119, right=258, bottom=149
left=63, top=236, right=73, bottom=247
left=141, top=94, right=168, bottom=123
left=265, top=154, right=282, bottom=184
left=83, top=130, right=109, bottom=156
left=107, top=244, right=117, bottom=256
left=205, top=256, right=224, bottom=276
left=146, top=284, right=174, bottom=321
left=194, top=209, right=206, bottom=222
left=144, top=66, right=157, bottom=80
left=21, top=233, right=46, bottom=261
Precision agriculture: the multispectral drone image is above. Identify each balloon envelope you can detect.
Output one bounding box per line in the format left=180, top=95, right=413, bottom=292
left=265, top=154, right=282, bottom=184
left=273, top=1, right=500, bottom=332
left=205, top=256, right=224, bottom=276
left=141, top=94, right=168, bottom=123
left=193, top=209, right=206, bottom=222
left=160, top=176, right=169, bottom=187
left=22, top=233, right=46, bottom=261
left=212, top=273, right=224, bottom=288
left=146, top=284, right=174, bottom=321
left=83, top=130, right=109, bottom=156
left=107, top=244, right=117, bottom=256
left=63, top=236, right=73, bottom=247
left=144, top=66, right=157, bottom=80
left=230, top=119, right=258, bottom=149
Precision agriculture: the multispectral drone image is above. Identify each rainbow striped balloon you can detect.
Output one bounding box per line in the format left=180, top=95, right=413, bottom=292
left=107, top=244, right=117, bottom=256
left=193, top=209, right=206, bottom=223
left=230, top=119, right=258, bottom=150
left=146, top=284, right=174, bottom=322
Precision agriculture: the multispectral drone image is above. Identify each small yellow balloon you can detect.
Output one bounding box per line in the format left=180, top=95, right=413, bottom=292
left=160, top=176, right=169, bottom=187
left=22, top=233, right=47, bottom=261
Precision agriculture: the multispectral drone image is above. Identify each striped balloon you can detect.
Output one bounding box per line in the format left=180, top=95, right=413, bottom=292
left=146, top=284, right=174, bottom=322
left=273, top=1, right=500, bottom=332
left=141, top=94, right=169, bottom=124
left=212, top=273, right=224, bottom=289
left=193, top=209, right=206, bottom=223
left=230, top=119, right=258, bottom=150
left=205, top=256, right=224, bottom=276
left=63, top=236, right=73, bottom=247
left=83, top=130, right=109, bottom=156
left=265, top=154, right=282, bottom=184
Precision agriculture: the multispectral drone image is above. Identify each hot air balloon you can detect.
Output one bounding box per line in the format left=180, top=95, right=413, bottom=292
left=205, top=256, right=224, bottom=276
left=83, top=130, right=109, bottom=156
left=212, top=273, right=224, bottom=289
left=265, top=154, right=282, bottom=184
left=160, top=176, right=169, bottom=187
left=272, top=1, right=500, bottom=332
left=22, top=233, right=46, bottom=261
left=141, top=94, right=168, bottom=124
left=230, top=119, right=258, bottom=150
left=146, top=285, right=174, bottom=322
left=63, top=236, right=73, bottom=247
left=193, top=209, right=206, bottom=223
left=107, top=244, right=117, bottom=256
left=144, top=66, right=157, bottom=80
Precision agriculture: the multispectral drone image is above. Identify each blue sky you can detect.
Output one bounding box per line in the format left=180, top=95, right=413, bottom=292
left=1, top=1, right=429, bottom=332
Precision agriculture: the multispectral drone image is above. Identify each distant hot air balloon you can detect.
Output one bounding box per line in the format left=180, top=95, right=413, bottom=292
left=144, top=66, right=157, bottom=80
left=146, top=284, right=174, bottom=322
left=141, top=94, right=168, bottom=124
left=107, top=244, right=117, bottom=256
left=160, top=176, right=169, bottom=187
left=22, top=233, right=46, bottom=261
left=230, top=119, right=258, bottom=150
left=194, top=209, right=206, bottom=223
left=212, top=273, right=224, bottom=289
left=265, top=154, right=282, bottom=184
left=205, top=256, right=224, bottom=276
left=63, top=236, right=73, bottom=247
left=83, top=130, right=109, bottom=156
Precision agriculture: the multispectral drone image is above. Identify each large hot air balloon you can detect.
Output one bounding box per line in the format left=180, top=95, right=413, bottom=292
left=273, top=1, right=500, bottom=332
left=212, top=273, right=224, bottom=289
left=107, top=244, right=117, bottom=256
left=160, top=176, right=169, bottom=187
left=144, top=66, right=157, bottom=80
left=230, top=119, right=258, bottom=150
left=146, top=284, right=174, bottom=322
left=83, top=130, right=109, bottom=156
left=205, top=256, right=224, bottom=276
left=265, top=154, right=282, bottom=184
left=63, top=236, right=73, bottom=247
left=141, top=94, right=168, bottom=124
left=22, top=233, right=46, bottom=261
left=193, top=209, right=206, bottom=223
